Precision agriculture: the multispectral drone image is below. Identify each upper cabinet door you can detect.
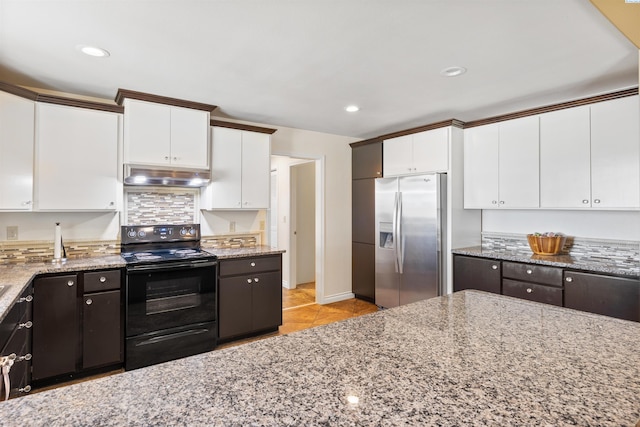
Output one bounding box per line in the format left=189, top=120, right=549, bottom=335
left=0, top=91, right=34, bottom=210
left=464, top=124, right=499, bottom=208
left=590, top=96, right=640, bottom=209
left=412, top=127, right=449, bottom=173
left=169, top=106, right=209, bottom=169
left=383, top=135, right=413, bottom=177
left=540, top=105, right=591, bottom=208
left=352, top=142, right=382, bottom=180
left=498, top=116, right=540, bottom=208
left=35, top=103, right=120, bottom=211
left=123, top=99, right=171, bottom=166
left=208, top=127, right=243, bottom=209
left=241, top=131, right=270, bottom=209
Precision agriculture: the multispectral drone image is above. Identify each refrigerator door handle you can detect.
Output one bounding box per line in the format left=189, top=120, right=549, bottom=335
left=397, top=192, right=404, bottom=274
left=392, top=191, right=400, bottom=273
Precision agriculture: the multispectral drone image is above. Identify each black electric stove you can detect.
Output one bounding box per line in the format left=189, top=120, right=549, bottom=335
left=120, top=224, right=216, bottom=265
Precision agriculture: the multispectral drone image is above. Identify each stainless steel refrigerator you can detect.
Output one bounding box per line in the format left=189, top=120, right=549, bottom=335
left=375, top=173, right=446, bottom=309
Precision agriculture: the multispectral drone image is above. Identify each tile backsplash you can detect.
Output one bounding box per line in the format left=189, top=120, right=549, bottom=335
left=125, top=189, right=197, bottom=225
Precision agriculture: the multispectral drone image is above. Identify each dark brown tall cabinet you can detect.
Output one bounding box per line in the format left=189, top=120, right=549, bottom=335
left=351, top=141, right=382, bottom=302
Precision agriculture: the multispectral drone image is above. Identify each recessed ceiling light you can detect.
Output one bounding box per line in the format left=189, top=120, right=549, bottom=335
left=77, top=45, right=110, bottom=58
left=345, top=105, right=360, bottom=113
left=440, top=66, right=467, bottom=77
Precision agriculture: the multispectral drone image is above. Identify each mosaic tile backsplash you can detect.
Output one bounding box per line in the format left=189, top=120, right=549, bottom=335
left=126, top=189, right=196, bottom=225
left=481, top=232, right=640, bottom=271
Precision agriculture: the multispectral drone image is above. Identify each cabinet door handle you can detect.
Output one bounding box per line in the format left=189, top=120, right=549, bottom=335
left=499, top=201, right=505, bottom=205
left=250, top=262, right=256, bottom=267
left=582, top=199, right=589, bottom=204
left=491, top=265, right=498, bottom=270
left=254, top=278, right=259, bottom=283
left=18, top=295, right=33, bottom=303
left=491, top=200, right=497, bottom=205
left=526, top=269, right=532, bottom=275
left=18, top=321, right=32, bottom=329
left=565, top=277, right=573, bottom=283
left=67, top=280, right=74, bottom=287
left=593, top=199, right=601, bottom=204
left=86, top=298, right=93, bottom=305
left=17, top=353, right=32, bottom=362
left=22, top=200, right=32, bottom=206
left=19, top=385, right=31, bottom=393
left=247, top=278, right=253, bottom=284
left=99, top=276, right=107, bottom=283
left=526, top=288, right=533, bottom=293
left=165, top=156, right=169, bottom=160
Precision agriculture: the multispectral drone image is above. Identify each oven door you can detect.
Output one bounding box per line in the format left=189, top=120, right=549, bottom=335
left=125, top=259, right=217, bottom=337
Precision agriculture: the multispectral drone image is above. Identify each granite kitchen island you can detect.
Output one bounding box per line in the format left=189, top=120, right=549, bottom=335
left=2, top=290, right=639, bottom=426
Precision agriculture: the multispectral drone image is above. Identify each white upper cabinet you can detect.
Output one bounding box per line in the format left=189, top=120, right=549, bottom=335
left=0, top=91, right=35, bottom=211
left=202, top=127, right=271, bottom=210
left=540, top=105, right=591, bottom=208
left=123, top=99, right=209, bottom=169
left=590, top=96, right=640, bottom=209
left=383, top=127, right=449, bottom=177
left=35, top=103, right=120, bottom=211
left=540, top=96, right=640, bottom=209
left=464, top=116, right=539, bottom=209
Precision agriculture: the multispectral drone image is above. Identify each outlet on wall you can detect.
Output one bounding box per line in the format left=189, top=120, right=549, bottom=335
left=6, top=226, right=18, bottom=240
left=229, top=221, right=236, bottom=232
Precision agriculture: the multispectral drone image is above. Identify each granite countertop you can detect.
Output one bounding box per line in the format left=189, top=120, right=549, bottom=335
left=0, top=246, right=283, bottom=323
left=1, top=290, right=638, bottom=426
left=453, top=246, right=640, bottom=278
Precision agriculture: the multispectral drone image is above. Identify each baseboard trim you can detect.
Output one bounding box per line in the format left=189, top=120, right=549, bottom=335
left=319, top=291, right=355, bottom=305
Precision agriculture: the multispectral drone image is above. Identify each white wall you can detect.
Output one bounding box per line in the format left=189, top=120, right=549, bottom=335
left=0, top=212, right=120, bottom=241
left=200, top=209, right=265, bottom=237
left=482, top=209, right=640, bottom=241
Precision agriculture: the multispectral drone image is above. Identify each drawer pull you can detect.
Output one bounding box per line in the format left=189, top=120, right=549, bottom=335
left=247, top=278, right=253, bottom=284
left=254, top=278, right=260, bottom=283
left=526, top=288, right=533, bottom=293
left=67, top=280, right=74, bottom=287
left=18, top=321, right=32, bottom=329
left=250, top=262, right=256, bottom=267
left=491, top=265, right=498, bottom=270
left=86, top=298, right=93, bottom=305
left=526, top=269, right=532, bottom=275
left=565, top=277, right=573, bottom=283
left=99, top=276, right=107, bottom=283
left=18, top=295, right=33, bottom=303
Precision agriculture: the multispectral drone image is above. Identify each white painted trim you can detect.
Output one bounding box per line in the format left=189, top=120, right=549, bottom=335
left=281, top=279, right=292, bottom=289
left=320, top=291, right=355, bottom=305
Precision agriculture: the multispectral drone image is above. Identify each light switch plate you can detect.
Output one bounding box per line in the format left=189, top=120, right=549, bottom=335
left=6, top=226, right=18, bottom=240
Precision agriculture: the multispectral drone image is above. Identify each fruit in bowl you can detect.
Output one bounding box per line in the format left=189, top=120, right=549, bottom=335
left=527, top=232, right=567, bottom=255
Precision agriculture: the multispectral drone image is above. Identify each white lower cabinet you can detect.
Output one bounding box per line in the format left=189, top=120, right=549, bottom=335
left=0, top=91, right=34, bottom=210
left=202, top=127, right=270, bottom=210
left=464, top=116, right=539, bottom=209
left=35, top=103, right=121, bottom=211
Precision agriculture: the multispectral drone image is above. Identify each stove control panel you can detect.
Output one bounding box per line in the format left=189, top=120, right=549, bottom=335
left=121, top=224, right=200, bottom=244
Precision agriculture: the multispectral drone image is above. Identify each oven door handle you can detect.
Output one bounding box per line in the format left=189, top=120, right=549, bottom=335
left=126, top=259, right=217, bottom=273
left=135, top=328, right=211, bottom=346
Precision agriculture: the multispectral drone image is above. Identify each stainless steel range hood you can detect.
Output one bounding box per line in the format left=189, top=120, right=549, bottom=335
left=124, top=165, right=211, bottom=187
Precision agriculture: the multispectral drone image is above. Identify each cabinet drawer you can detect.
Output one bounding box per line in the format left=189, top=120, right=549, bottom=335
left=502, top=279, right=563, bottom=307
left=219, top=255, right=281, bottom=277
left=84, top=269, right=121, bottom=293
left=502, top=262, right=562, bottom=286
left=0, top=286, right=32, bottom=348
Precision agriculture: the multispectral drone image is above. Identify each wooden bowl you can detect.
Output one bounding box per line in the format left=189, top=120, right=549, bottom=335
left=526, top=234, right=567, bottom=255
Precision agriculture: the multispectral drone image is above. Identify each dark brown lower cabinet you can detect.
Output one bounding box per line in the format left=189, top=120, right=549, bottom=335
left=32, top=270, right=123, bottom=383
left=32, top=274, right=79, bottom=381
left=502, top=279, right=563, bottom=307
left=82, top=290, right=122, bottom=370
left=218, top=255, right=283, bottom=342
left=352, top=242, right=375, bottom=302
left=453, top=255, right=501, bottom=294
left=564, top=271, right=640, bottom=322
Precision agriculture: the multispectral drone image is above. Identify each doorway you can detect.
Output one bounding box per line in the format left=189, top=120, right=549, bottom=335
left=270, top=155, right=319, bottom=309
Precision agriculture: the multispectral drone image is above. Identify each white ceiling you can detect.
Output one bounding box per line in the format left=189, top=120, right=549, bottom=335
left=0, top=0, right=638, bottom=139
